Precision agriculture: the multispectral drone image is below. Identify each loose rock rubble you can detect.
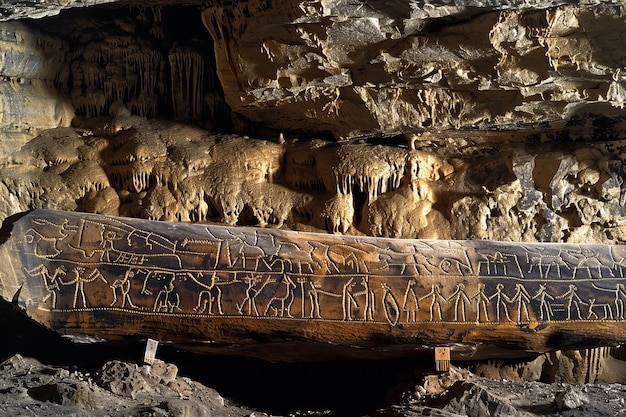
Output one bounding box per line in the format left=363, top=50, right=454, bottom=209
left=0, top=354, right=256, bottom=417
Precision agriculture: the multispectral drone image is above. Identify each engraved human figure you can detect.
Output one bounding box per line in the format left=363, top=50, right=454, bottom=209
left=587, top=299, right=599, bottom=320
left=153, top=276, right=182, bottom=313
left=532, top=284, right=554, bottom=321
left=238, top=275, right=275, bottom=316
left=381, top=283, right=400, bottom=325
left=592, top=283, right=626, bottom=319
left=419, top=284, right=447, bottom=321
left=555, top=284, right=585, bottom=320
left=447, top=283, right=471, bottom=322
left=471, top=283, right=490, bottom=322
left=352, top=277, right=374, bottom=321
left=24, top=264, right=67, bottom=308
left=65, top=267, right=107, bottom=309
left=308, top=281, right=323, bottom=319
left=110, top=269, right=140, bottom=309
left=510, top=283, right=532, bottom=322
left=489, top=284, right=512, bottom=322
left=402, top=279, right=420, bottom=322
left=264, top=274, right=296, bottom=318
left=308, top=280, right=342, bottom=319
left=297, top=277, right=308, bottom=318
left=342, top=277, right=358, bottom=321
left=195, top=273, right=223, bottom=315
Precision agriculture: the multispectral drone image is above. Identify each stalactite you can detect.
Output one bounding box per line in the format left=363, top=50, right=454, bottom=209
left=169, top=46, right=206, bottom=121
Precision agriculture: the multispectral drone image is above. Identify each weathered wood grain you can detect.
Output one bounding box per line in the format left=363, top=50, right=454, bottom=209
left=1, top=209, right=626, bottom=361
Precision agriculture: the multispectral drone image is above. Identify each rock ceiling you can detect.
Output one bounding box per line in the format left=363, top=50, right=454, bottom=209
left=0, top=0, right=624, bottom=245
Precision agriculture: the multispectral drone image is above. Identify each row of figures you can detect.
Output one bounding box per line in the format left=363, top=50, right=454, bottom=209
left=404, top=281, right=626, bottom=324
left=25, top=216, right=626, bottom=281
left=25, top=263, right=626, bottom=325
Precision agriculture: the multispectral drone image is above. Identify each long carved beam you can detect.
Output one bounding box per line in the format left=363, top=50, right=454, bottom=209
left=1, top=209, right=626, bottom=361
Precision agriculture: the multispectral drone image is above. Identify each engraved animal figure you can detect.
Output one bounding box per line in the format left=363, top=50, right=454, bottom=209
left=532, top=284, right=554, bottom=321
left=592, top=283, right=626, bottom=319
left=525, top=250, right=568, bottom=279
left=479, top=251, right=520, bottom=277
left=327, top=244, right=374, bottom=273
left=423, top=242, right=473, bottom=275
left=309, top=241, right=341, bottom=273
left=586, top=298, right=614, bottom=320
left=555, top=284, right=585, bottom=320
left=569, top=249, right=615, bottom=279
left=271, top=241, right=317, bottom=274
left=224, top=230, right=268, bottom=270
left=420, top=284, right=447, bottom=321
left=402, top=279, right=420, bottom=322
left=110, top=269, right=140, bottom=309
left=25, top=218, right=70, bottom=258
left=489, top=283, right=512, bottom=322
left=447, top=283, right=471, bottom=322
left=378, top=252, right=435, bottom=276
left=612, top=256, right=626, bottom=277
left=471, top=283, right=490, bottom=322
left=264, top=275, right=296, bottom=318
left=24, top=264, right=67, bottom=308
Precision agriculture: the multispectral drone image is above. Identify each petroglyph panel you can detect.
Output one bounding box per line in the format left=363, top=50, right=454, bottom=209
left=3, top=209, right=626, bottom=358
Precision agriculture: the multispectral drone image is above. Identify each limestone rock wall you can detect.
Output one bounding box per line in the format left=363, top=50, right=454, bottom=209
left=202, top=0, right=626, bottom=139
left=0, top=1, right=625, bottom=245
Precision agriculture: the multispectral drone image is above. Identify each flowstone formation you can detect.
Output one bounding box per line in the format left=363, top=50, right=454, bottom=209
left=2, top=113, right=626, bottom=245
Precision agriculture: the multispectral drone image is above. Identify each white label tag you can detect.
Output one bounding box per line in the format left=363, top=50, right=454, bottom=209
left=144, top=338, right=159, bottom=365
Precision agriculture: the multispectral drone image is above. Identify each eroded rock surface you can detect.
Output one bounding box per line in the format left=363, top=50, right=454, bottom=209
left=203, top=0, right=626, bottom=138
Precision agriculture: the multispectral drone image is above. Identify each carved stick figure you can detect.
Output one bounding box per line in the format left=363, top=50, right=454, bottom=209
left=65, top=267, right=107, bottom=309
left=110, top=269, right=140, bottom=309
left=447, top=283, right=471, bottom=322
left=352, top=277, right=374, bottom=321
left=402, top=279, right=420, bottom=322
left=489, top=284, right=512, bottom=322
left=532, top=284, right=554, bottom=321
left=24, top=264, right=67, bottom=308
left=308, top=281, right=322, bottom=319
left=419, top=284, right=447, bottom=321
left=510, top=284, right=532, bottom=322
left=471, top=283, right=490, bottom=322
left=556, top=284, right=585, bottom=321
left=342, top=277, right=358, bottom=321
left=238, top=275, right=273, bottom=316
